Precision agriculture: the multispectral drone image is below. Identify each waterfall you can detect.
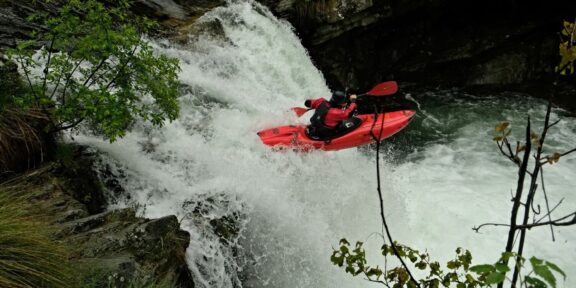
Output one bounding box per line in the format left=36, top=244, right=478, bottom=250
left=75, top=1, right=576, bottom=287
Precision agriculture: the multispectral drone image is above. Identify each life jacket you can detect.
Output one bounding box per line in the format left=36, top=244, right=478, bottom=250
left=309, top=100, right=331, bottom=128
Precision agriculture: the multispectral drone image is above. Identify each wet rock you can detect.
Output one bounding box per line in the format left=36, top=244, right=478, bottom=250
left=4, top=154, right=195, bottom=287
left=0, top=1, right=55, bottom=49
left=52, top=145, right=107, bottom=214
left=255, top=0, right=576, bottom=112
left=183, top=193, right=245, bottom=245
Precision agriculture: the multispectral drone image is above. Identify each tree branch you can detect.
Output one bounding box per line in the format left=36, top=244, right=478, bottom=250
left=17, top=54, right=40, bottom=101
left=53, top=116, right=85, bottom=133
left=560, top=147, right=576, bottom=157
left=372, top=108, right=421, bottom=288
left=82, top=57, right=108, bottom=87
left=473, top=222, right=511, bottom=232
left=499, top=117, right=531, bottom=288
left=365, top=277, right=389, bottom=287
left=517, top=212, right=576, bottom=229
left=60, top=58, right=85, bottom=105
left=539, top=167, right=556, bottom=241
left=103, top=44, right=138, bottom=91
left=41, top=34, right=56, bottom=97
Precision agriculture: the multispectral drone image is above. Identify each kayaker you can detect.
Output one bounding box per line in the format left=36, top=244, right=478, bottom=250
left=304, top=91, right=359, bottom=140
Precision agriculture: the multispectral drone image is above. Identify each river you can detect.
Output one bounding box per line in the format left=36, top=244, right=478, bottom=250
left=75, top=1, right=576, bottom=287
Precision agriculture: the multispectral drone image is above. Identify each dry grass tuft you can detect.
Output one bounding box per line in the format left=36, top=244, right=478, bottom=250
left=0, top=176, right=74, bottom=287
left=0, top=108, right=50, bottom=177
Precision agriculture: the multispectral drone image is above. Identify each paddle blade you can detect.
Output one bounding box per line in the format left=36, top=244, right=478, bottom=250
left=291, top=107, right=310, bottom=117
left=366, top=81, right=398, bottom=96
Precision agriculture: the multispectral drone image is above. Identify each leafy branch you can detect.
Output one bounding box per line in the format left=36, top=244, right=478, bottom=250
left=7, top=0, right=181, bottom=142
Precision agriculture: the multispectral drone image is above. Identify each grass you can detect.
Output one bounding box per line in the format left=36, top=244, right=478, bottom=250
left=0, top=107, right=49, bottom=176
left=0, top=178, right=74, bottom=288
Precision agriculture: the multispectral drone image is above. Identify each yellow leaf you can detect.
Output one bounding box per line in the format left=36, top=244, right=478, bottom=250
left=548, top=152, right=561, bottom=164
left=493, top=136, right=503, bottom=142
left=516, top=144, right=526, bottom=153
left=495, top=122, right=509, bottom=133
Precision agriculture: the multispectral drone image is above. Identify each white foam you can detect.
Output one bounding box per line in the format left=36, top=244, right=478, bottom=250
left=74, top=1, right=576, bottom=287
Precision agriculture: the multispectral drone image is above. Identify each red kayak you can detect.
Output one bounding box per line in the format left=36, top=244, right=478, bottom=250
left=257, top=110, right=416, bottom=151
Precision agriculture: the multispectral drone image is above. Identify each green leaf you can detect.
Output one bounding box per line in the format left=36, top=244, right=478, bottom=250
left=532, top=262, right=556, bottom=287
left=485, top=272, right=506, bottom=284
left=495, top=263, right=510, bottom=273
left=545, top=261, right=566, bottom=280
left=500, top=252, right=515, bottom=262
left=447, top=260, right=459, bottom=270
left=366, top=268, right=383, bottom=278
left=331, top=252, right=344, bottom=266
left=525, top=276, right=547, bottom=288
left=416, top=261, right=427, bottom=270
left=470, top=264, right=495, bottom=274
left=442, top=274, right=451, bottom=287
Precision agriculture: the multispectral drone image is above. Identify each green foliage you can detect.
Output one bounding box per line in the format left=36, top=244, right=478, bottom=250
left=332, top=240, right=489, bottom=288
left=0, top=185, right=74, bottom=287
left=7, top=0, right=180, bottom=141
left=331, top=240, right=566, bottom=288
left=334, top=19, right=573, bottom=288
left=471, top=254, right=566, bottom=288
left=558, top=20, right=576, bottom=75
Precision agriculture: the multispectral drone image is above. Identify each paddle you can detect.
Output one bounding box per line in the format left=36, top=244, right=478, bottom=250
left=290, top=81, right=399, bottom=117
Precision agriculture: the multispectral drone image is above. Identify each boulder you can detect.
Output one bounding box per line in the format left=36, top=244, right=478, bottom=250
left=4, top=155, right=195, bottom=287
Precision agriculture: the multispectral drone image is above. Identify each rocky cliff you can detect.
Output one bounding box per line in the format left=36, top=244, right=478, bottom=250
left=1, top=145, right=195, bottom=287
left=259, top=0, right=576, bottom=111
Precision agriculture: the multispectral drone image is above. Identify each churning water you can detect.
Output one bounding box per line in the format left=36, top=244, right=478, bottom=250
left=74, top=1, right=576, bottom=287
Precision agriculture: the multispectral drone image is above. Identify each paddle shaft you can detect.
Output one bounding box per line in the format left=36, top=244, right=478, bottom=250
left=291, top=81, right=398, bottom=117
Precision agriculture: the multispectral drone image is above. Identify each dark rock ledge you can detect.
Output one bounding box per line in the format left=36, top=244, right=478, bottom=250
left=3, top=146, right=195, bottom=287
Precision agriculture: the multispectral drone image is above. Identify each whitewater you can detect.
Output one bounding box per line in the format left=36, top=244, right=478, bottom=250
left=74, top=1, right=576, bottom=287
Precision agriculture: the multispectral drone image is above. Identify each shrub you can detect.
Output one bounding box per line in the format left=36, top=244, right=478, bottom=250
left=7, top=0, right=181, bottom=142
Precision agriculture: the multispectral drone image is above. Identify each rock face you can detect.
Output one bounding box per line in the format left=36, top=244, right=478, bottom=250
left=262, top=0, right=574, bottom=87
left=255, top=0, right=576, bottom=111
left=8, top=146, right=195, bottom=287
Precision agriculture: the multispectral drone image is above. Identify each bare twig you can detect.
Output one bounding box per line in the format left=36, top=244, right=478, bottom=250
left=517, top=212, right=576, bottom=229
left=41, top=35, right=56, bottom=96
left=366, top=277, right=390, bottom=287
left=498, top=117, right=531, bottom=288
left=560, top=147, right=576, bottom=157
left=473, top=222, right=511, bottom=232
left=535, top=198, right=564, bottom=224
left=539, top=167, right=556, bottom=241
left=60, top=58, right=85, bottom=105
left=371, top=108, right=420, bottom=288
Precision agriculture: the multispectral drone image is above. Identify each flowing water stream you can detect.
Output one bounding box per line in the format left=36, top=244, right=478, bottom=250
left=74, top=1, right=576, bottom=287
